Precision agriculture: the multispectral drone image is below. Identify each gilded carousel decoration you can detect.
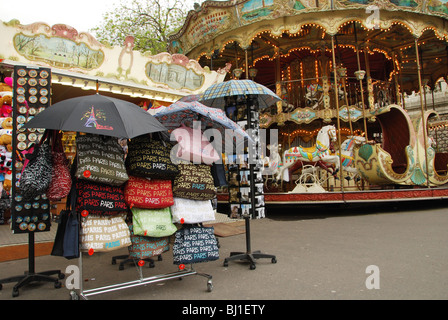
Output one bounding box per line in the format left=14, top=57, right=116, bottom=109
left=169, top=0, right=448, bottom=195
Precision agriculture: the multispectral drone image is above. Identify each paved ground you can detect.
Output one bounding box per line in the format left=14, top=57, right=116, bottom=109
left=0, top=200, right=447, bottom=302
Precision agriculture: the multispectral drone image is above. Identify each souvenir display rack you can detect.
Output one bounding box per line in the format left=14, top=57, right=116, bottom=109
left=70, top=134, right=214, bottom=300
left=11, top=66, right=52, bottom=234
left=227, top=98, right=265, bottom=220
left=223, top=95, right=276, bottom=270
left=72, top=255, right=212, bottom=299
left=0, top=66, right=64, bottom=298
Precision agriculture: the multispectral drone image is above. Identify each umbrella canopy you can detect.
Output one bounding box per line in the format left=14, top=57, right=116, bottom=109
left=22, top=94, right=167, bottom=139
left=199, top=79, right=281, bottom=109
left=154, top=100, right=252, bottom=151
left=177, top=94, right=203, bottom=102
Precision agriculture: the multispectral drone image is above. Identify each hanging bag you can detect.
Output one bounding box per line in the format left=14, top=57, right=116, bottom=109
left=131, top=207, right=177, bottom=238
left=51, top=184, right=79, bottom=259
left=63, top=210, right=80, bottom=259
left=80, top=213, right=131, bottom=253
left=76, top=179, right=127, bottom=216
left=172, top=124, right=220, bottom=165
left=128, top=223, right=170, bottom=260
left=170, top=197, right=215, bottom=224
left=75, top=134, right=128, bottom=186
left=19, top=130, right=53, bottom=200
left=211, top=162, right=228, bottom=187
left=124, top=176, right=174, bottom=209
left=172, top=163, right=216, bottom=201
left=126, top=134, right=179, bottom=179
left=47, top=131, right=72, bottom=201
left=172, top=226, right=219, bottom=265
left=51, top=209, right=69, bottom=257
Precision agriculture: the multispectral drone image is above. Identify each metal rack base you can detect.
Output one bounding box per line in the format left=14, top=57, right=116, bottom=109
left=70, top=264, right=213, bottom=300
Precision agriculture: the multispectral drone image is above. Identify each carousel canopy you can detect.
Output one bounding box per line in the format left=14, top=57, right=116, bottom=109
left=169, top=0, right=448, bottom=94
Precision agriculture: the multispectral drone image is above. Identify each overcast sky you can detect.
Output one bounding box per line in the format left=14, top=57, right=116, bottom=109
left=0, top=0, right=198, bottom=33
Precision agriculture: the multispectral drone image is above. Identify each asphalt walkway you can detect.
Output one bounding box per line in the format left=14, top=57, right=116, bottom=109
left=0, top=200, right=447, bottom=302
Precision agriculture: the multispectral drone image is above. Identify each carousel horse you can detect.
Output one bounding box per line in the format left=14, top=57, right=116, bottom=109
left=282, top=135, right=367, bottom=183
left=338, top=135, right=366, bottom=185
left=305, top=84, right=323, bottom=109
left=339, top=135, right=366, bottom=175
left=261, top=143, right=282, bottom=188
left=277, top=125, right=339, bottom=182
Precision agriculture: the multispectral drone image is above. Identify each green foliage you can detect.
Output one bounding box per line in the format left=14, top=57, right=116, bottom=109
left=91, top=0, right=193, bottom=54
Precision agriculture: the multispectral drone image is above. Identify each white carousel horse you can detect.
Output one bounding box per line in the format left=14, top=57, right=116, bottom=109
left=339, top=135, right=366, bottom=175
left=305, top=83, right=323, bottom=109
left=277, top=125, right=339, bottom=182
left=261, top=143, right=282, bottom=187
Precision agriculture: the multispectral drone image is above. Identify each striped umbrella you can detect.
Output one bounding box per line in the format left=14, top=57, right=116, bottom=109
left=199, top=79, right=281, bottom=109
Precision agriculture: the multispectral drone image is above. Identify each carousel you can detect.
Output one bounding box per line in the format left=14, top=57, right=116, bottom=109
left=168, top=0, right=448, bottom=205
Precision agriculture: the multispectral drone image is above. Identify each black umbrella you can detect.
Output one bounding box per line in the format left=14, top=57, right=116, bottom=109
left=22, top=93, right=167, bottom=139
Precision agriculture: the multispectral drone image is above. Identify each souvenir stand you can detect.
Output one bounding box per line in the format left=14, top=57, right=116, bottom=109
left=13, top=87, right=218, bottom=299
left=0, top=66, right=64, bottom=298
left=0, top=16, right=233, bottom=298
left=72, top=127, right=216, bottom=299
left=72, top=133, right=216, bottom=299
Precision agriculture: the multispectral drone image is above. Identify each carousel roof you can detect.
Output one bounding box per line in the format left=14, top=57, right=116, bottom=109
left=168, top=0, right=448, bottom=93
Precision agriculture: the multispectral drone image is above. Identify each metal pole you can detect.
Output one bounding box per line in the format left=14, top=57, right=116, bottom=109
left=245, top=49, right=249, bottom=79
left=353, top=22, right=369, bottom=140
left=275, top=47, right=282, bottom=114
left=331, top=35, right=344, bottom=191
left=342, top=77, right=353, bottom=134
left=415, top=38, right=431, bottom=188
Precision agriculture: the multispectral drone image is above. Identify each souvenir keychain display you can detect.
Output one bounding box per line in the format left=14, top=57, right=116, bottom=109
left=11, top=66, right=52, bottom=234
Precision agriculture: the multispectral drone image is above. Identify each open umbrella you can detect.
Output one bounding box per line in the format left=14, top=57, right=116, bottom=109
left=199, top=79, right=281, bottom=109
left=22, top=93, right=167, bottom=139
left=154, top=100, right=252, bottom=151
left=177, top=94, right=203, bottom=102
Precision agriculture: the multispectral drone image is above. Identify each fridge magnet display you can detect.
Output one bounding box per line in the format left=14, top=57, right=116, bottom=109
left=11, top=66, right=52, bottom=234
